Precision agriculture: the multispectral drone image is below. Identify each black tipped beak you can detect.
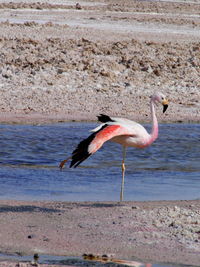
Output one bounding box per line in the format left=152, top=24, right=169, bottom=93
left=163, top=104, right=168, bottom=113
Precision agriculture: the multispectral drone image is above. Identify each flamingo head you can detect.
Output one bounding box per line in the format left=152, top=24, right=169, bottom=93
left=151, top=92, right=169, bottom=113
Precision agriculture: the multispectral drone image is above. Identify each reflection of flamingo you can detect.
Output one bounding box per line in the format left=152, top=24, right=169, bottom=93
left=60, top=92, right=168, bottom=201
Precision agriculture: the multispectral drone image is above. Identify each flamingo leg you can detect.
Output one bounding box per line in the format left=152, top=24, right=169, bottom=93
left=120, top=146, right=127, bottom=201
left=59, top=156, right=71, bottom=170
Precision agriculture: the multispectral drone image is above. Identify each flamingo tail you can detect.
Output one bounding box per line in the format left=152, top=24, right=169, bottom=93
left=97, top=114, right=114, bottom=123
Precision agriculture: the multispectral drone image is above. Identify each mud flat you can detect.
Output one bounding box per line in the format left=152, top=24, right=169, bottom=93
left=0, top=199, right=199, bottom=266
left=0, top=0, right=199, bottom=124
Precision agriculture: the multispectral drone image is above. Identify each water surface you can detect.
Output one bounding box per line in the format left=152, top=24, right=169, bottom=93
left=0, top=123, right=199, bottom=202
left=0, top=253, right=196, bottom=267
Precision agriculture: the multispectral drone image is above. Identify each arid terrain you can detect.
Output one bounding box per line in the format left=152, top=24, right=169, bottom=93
left=0, top=0, right=200, bottom=266
left=0, top=0, right=200, bottom=124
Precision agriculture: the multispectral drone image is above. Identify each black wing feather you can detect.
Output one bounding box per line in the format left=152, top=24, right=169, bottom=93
left=70, top=124, right=107, bottom=168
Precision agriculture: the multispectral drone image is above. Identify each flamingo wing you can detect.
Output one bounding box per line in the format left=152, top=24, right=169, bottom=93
left=70, top=123, right=133, bottom=168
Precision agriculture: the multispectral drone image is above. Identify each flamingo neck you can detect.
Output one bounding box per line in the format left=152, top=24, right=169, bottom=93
left=149, top=100, right=158, bottom=145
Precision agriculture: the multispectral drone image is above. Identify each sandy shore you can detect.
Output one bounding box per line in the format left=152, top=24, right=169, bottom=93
left=0, top=0, right=199, bottom=124
left=0, top=199, right=199, bottom=266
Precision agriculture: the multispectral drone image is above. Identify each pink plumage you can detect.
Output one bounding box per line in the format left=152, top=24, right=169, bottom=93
left=60, top=92, right=169, bottom=201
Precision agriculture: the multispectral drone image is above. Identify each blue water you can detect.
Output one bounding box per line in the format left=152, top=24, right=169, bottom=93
left=0, top=123, right=199, bottom=202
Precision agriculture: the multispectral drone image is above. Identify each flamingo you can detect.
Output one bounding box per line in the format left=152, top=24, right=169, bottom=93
left=60, top=92, right=168, bottom=201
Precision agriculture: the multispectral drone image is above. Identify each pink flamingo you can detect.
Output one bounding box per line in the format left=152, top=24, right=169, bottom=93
left=60, top=92, right=168, bottom=201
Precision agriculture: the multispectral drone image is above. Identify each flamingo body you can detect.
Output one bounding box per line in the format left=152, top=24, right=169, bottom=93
left=70, top=115, right=157, bottom=168
left=99, top=118, right=153, bottom=148
left=60, top=92, right=169, bottom=201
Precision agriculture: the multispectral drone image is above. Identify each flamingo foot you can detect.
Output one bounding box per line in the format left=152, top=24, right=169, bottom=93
left=59, top=157, right=71, bottom=170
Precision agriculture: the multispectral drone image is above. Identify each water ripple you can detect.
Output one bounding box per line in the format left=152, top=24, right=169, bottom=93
left=0, top=123, right=199, bottom=201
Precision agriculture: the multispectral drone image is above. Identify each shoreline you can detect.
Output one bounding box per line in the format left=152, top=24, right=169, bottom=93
left=0, top=1, right=200, bottom=126
left=0, top=112, right=199, bottom=125
left=0, top=199, right=199, bottom=266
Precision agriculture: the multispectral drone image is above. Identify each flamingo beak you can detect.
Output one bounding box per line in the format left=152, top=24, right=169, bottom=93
left=162, top=99, right=169, bottom=113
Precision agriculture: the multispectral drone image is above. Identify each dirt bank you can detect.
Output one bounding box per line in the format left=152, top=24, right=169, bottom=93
left=0, top=199, right=199, bottom=266
left=0, top=0, right=199, bottom=124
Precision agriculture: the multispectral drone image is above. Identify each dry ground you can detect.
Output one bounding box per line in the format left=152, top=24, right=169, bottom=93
left=0, top=0, right=199, bottom=123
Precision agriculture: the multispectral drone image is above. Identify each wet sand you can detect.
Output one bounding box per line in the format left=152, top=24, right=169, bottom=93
left=0, top=199, right=199, bottom=266
left=0, top=0, right=200, bottom=266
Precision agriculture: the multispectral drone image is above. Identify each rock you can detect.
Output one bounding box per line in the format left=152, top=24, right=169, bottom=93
left=2, top=69, right=12, bottom=78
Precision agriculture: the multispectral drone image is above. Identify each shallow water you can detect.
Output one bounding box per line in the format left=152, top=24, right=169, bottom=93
left=0, top=253, right=196, bottom=267
left=0, top=123, right=200, bottom=202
